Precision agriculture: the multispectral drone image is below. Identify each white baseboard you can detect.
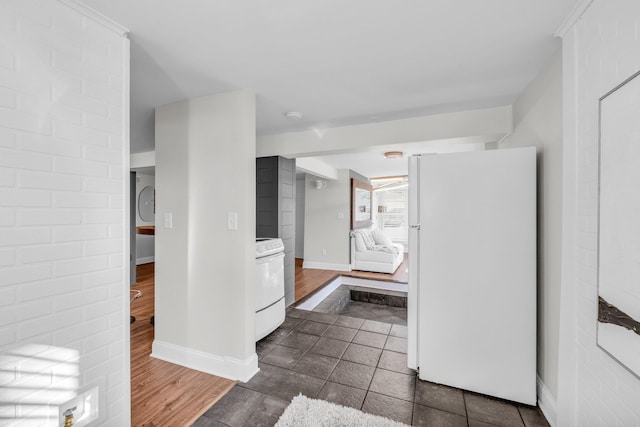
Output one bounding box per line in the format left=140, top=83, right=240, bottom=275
left=302, top=261, right=351, bottom=272
left=151, top=340, right=259, bottom=382
left=339, top=276, right=409, bottom=292
left=295, top=277, right=342, bottom=310
left=136, top=256, right=154, bottom=265
left=537, top=374, right=557, bottom=427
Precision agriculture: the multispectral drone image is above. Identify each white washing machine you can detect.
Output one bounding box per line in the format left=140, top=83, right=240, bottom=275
left=255, top=238, right=285, bottom=341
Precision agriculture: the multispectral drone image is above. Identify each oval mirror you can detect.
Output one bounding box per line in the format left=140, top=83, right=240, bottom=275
left=138, top=186, right=155, bottom=222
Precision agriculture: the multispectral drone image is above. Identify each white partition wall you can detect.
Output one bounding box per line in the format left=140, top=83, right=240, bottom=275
left=153, top=91, right=258, bottom=381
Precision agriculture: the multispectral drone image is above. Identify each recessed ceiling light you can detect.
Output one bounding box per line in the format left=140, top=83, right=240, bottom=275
left=285, top=111, right=303, bottom=120
left=384, top=151, right=403, bottom=159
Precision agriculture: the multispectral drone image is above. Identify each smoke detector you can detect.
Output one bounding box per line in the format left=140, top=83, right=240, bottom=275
left=285, top=111, right=303, bottom=120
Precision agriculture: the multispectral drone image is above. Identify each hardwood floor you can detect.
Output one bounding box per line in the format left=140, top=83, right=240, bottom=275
left=294, top=254, right=409, bottom=302
left=294, top=258, right=341, bottom=302
left=130, top=263, right=235, bottom=427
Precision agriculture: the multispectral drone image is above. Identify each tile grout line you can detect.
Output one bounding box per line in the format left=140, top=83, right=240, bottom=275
left=463, top=391, right=470, bottom=427
left=410, top=375, right=418, bottom=426
left=284, top=312, right=337, bottom=399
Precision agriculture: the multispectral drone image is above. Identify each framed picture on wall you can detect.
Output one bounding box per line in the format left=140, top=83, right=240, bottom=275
left=597, top=69, right=640, bottom=379
left=351, top=178, right=372, bottom=229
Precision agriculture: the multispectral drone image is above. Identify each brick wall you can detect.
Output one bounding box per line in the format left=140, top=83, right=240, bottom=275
left=278, top=157, right=295, bottom=306
left=561, top=0, right=640, bottom=425
left=0, top=0, right=129, bottom=425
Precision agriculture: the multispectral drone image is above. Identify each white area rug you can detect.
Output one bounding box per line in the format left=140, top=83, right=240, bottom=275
left=275, top=394, right=410, bottom=427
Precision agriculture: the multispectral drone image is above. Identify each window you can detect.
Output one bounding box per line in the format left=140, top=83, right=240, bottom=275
left=375, top=188, right=408, bottom=244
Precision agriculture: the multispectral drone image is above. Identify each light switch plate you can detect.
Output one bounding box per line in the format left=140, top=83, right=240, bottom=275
left=227, top=212, right=238, bottom=230
left=164, top=212, right=173, bottom=229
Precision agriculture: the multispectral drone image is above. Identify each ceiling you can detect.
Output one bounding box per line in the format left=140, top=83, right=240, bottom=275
left=307, top=138, right=488, bottom=179
left=83, top=0, right=577, bottom=155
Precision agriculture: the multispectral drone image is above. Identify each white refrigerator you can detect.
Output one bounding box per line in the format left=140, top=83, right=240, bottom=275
left=407, top=147, right=537, bottom=405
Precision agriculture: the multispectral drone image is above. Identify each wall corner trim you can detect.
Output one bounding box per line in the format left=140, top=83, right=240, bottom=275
left=537, top=375, right=558, bottom=427
left=151, top=340, right=259, bottom=382
left=56, top=0, right=130, bottom=36
left=302, top=261, right=352, bottom=272
left=554, top=0, right=595, bottom=39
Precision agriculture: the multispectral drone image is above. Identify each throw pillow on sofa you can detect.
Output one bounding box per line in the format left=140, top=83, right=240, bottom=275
left=361, top=230, right=376, bottom=249
left=353, top=232, right=367, bottom=251
left=372, top=228, right=393, bottom=247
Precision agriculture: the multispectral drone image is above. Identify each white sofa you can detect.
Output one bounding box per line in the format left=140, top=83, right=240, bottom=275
left=350, top=228, right=404, bottom=274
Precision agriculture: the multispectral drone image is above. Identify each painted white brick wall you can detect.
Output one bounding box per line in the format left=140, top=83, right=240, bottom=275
left=562, top=1, right=640, bottom=425
left=0, top=1, right=130, bottom=425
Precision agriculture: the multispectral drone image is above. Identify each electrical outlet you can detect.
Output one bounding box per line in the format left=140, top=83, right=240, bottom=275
left=59, top=386, right=99, bottom=427
left=322, top=249, right=327, bottom=255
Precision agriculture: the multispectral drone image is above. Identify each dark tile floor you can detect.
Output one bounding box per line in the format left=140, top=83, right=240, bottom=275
left=193, top=306, right=549, bottom=427
left=337, top=300, right=407, bottom=325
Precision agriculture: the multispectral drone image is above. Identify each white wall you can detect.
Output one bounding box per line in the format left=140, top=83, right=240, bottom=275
left=295, top=174, right=305, bottom=259
left=134, top=173, right=154, bottom=264
left=500, top=50, right=563, bottom=418
left=558, top=1, right=640, bottom=426
left=154, top=91, right=257, bottom=381
left=296, top=158, right=338, bottom=180
left=303, top=170, right=351, bottom=271
left=0, top=1, right=130, bottom=425
left=257, top=106, right=512, bottom=158
left=130, top=150, right=155, bottom=169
